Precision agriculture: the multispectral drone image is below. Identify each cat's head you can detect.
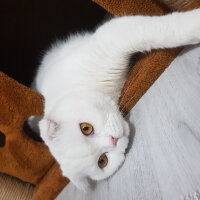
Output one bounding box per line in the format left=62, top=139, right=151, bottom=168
left=39, top=92, right=129, bottom=191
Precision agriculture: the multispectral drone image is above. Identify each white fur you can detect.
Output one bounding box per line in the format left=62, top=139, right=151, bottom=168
left=29, top=9, right=200, bottom=190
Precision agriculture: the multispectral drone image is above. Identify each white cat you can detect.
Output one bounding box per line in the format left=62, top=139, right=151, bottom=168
left=29, top=9, right=200, bottom=191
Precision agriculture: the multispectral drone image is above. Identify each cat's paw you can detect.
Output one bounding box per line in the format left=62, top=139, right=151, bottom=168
left=187, top=9, right=200, bottom=44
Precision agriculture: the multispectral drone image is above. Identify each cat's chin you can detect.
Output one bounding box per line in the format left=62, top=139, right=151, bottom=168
left=66, top=175, right=90, bottom=192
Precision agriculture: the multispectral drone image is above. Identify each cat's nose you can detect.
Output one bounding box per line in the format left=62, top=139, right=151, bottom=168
left=111, top=136, right=119, bottom=145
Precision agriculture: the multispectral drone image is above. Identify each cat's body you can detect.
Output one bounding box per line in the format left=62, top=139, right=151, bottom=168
left=30, top=9, right=200, bottom=190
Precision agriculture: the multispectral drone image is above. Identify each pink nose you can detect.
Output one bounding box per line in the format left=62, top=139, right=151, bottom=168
left=111, top=137, right=119, bottom=145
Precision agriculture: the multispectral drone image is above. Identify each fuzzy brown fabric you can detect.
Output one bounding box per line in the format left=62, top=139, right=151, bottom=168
left=159, top=0, right=195, bottom=10
left=0, top=0, right=200, bottom=199
left=92, top=0, right=168, bottom=16
left=0, top=72, right=69, bottom=200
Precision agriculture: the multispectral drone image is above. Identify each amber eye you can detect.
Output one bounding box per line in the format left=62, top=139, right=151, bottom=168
left=80, top=123, right=94, bottom=136
left=98, top=153, right=108, bottom=169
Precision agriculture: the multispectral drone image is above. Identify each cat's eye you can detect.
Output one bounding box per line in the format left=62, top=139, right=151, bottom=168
left=98, top=153, right=108, bottom=169
left=80, top=123, right=94, bottom=136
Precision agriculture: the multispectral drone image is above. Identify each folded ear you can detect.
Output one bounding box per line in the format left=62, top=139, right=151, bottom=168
left=39, top=118, right=60, bottom=142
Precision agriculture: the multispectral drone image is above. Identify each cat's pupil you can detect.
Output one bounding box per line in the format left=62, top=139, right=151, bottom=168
left=83, top=126, right=89, bottom=131
left=98, top=159, right=104, bottom=164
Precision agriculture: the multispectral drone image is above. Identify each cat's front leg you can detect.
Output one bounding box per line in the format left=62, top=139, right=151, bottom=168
left=93, top=9, right=200, bottom=58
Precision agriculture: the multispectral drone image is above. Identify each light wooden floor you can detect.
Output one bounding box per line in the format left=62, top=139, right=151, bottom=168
left=57, top=45, right=200, bottom=200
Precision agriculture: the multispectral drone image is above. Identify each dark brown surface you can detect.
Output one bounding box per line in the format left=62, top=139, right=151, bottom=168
left=0, top=0, right=107, bottom=86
